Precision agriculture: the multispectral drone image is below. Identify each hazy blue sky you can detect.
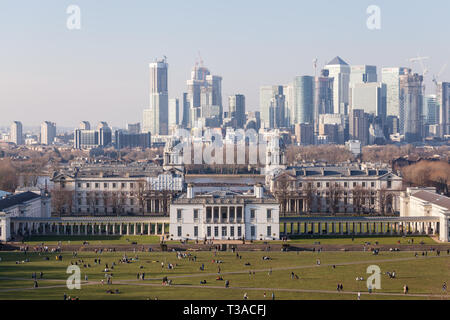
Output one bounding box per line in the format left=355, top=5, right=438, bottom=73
left=1, top=0, right=449, bottom=128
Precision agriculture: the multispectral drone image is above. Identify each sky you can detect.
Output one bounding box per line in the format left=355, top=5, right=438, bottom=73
left=0, top=0, right=449, bottom=128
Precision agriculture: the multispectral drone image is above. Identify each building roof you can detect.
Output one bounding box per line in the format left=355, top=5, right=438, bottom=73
left=412, top=191, right=450, bottom=211
left=327, top=56, right=349, bottom=66
left=0, top=192, right=41, bottom=211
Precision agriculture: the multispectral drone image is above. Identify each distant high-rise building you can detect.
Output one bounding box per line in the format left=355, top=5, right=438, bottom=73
left=313, top=70, right=334, bottom=134
left=181, top=92, right=190, bottom=128
left=283, top=83, right=294, bottom=126
left=74, top=122, right=112, bottom=149
left=10, top=121, right=23, bottom=145
left=228, top=94, right=246, bottom=129
left=97, top=122, right=112, bottom=147
left=349, top=109, right=369, bottom=145
left=114, top=130, right=151, bottom=149
left=143, top=58, right=169, bottom=135
left=423, top=95, right=438, bottom=125
left=399, top=72, right=424, bottom=142
left=259, top=86, right=286, bottom=129
left=40, top=121, right=56, bottom=145
left=437, top=82, right=450, bottom=137
left=168, top=98, right=180, bottom=127
left=79, top=121, right=91, bottom=130
left=350, top=82, right=387, bottom=118
left=350, top=65, right=377, bottom=86
left=295, top=123, right=314, bottom=145
left=382, top=67, right=411, bottom=118
left=186, top=62, right=222, bottom=128
left=293, top=76, right=314, bottom=125
left=324, top=57, right=350, bottom=115
left=127, top=123, right=141, bottom=134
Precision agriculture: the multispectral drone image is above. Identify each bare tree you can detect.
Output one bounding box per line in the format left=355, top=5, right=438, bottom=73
left=328, top=183, right=343, bottom=216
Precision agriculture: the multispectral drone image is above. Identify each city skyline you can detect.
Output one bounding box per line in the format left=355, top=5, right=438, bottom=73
left=1, top=1, right=450, bottom=127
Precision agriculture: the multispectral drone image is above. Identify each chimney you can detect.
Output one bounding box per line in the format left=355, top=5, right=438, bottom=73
left=254, top=183, right=264, bottom=199
left=187, top=184, right=195, bottom=199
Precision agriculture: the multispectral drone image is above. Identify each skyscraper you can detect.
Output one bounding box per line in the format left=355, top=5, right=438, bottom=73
left=349, top=65, right=377, bottom=86
left=259, top=86, right=287, bottom=129
left=350, top=82, right=387, bottom=118
left=143, top=58, right=169, bottom=135
left=399, top=72, right=424, bottom=142
left=324, top=57, right=350, bottom=115
left=40, top=121, right=56, bottom=145
left=349, top=109, right=369, bottom=146
left=423, top=95, right=438, bottom=125
left=228, top=94, right=246, bottom=129
left=437, top=82, right=450, bottom=137
left=181, top=92, right=190, bottom=128
left=168, top=98, right=180, bottom=128
left=79, top=121, right=91, bottom=130
left=381, top=67, right=411, bottom=118
left=293, top=76, right=314, bottom=124
left=313, top=69, right=334, bottom=133
left=186, top=62, right=222, bottom=128
left=10, top=121, right=23, bottom=145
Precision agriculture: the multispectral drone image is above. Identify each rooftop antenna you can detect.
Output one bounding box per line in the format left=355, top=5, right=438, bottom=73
left=313, top=58, right=318, bottom=77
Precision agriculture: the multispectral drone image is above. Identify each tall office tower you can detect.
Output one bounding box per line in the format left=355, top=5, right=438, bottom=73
left=386, top=115, right=399, bottom=135
left=79, top=121, right=91, bottom=130
left=181, top=92, right=190, bottom=128
left=350, top=82, right=387, bottom=118
left=186, top=62, right=222, bottom=128
left=74, top=129, right=99, bottom=149
left=143, top=57, right=169, bottom=135
left=318, top=114, right=346, bottom=144
left=114, top=130, right=151, bottom=149
left=260, top=85, right=286, bottom=129
left=40, top=121, right=56, bottom=145
left=10, top=121, right=23, bottom=145
left=349, top=65, right=377, bottom=86
left=324, top=56, right=350, bottom=115
left=381, top=67, right=411, bottom=118
left=283, top=83, right=294, bottom=126
left=423, top=95, right=438, bottom=125
left=399, top=72, right=424, bottom=142
left=295, top=123, right=314, bottom=145
left=314, top=69, right=334, bottom=116
left=293, top=76, right=314, bottom=125
left=127, top=123, right=141, bottom=134
left=168, top=98, right=180, bottom=127
left=349, top=109, right=369, bottom=145
left=228, top=94, right=246, bottom=129
left=437, top=82, right=450, bottom=137
left=97, top=122, right=112, bottom=147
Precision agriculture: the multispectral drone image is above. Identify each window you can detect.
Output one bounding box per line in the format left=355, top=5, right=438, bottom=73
left=250, top=209, right=256, bottom=220
left=317, top=182, right=321, bottom=188
left=121, top=183, right=126, bottom=189
left=104, top=183, right=108, bottom=188
left=267, top=226, right=272, bottom=237
left=222, top=227, right=227, bottom=237
left=112, top=183, right=117, bottom=188
left=86, top=183, right=90, bottom=188
left=353, top=182, right=357, bottom=187
left=326, top=182, right=330, bottom=188
left=371, top=182, right=375, bottom=188
left=177, top=209, right=182, bottom=221
left=130, top=183, right=134, bottom=189
left=267, top=209, right=272, bottom=220
left=387, top=180, right=392, bottom=188
left=362, top=182, right=366, bottom=188
left=299, top=183, right=303, bottom=188
left=237, top=226, right=242, bottom=237
left=78, top=183, right=81, bottom=188
left=130, top=199, right=134, bottom=205
left=214, top=226, right=219, bottom=237
left=207, top=226, right=211, bottom=237
left=230, top=226, right=235, bottom=237
left=177, top=226, right=182, bottom=237
left=194, top=226, right=198, bottom=237
left=194, top=209, right=199, bottom=221
left=251, top=226, right=256, bottom=237
left=344, top=182, right=348, bottom=188
left=95, top=183, right=99, bottom=189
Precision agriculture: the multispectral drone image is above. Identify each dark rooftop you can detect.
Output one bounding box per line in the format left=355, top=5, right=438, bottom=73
left=0, top=192, right=41, bottom=211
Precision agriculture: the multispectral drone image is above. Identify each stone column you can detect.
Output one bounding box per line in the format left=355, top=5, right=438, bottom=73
left=318, top=222, right=322, bottom=235
left=126, top=224, right=130, bottom=235
left=134, top=223, right=137, bottom=235
left=119, top=223, right=123, bottom=235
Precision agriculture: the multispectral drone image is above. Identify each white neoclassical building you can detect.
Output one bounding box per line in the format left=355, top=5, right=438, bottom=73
left=169, top=184, right=280, bottom=241
left=400, top=188, right=450, bottom=242
left=0, top=191, right=51, bottom=242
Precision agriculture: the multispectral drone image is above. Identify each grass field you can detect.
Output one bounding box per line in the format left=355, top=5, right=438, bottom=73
left=20, top=235, right=162, bottom=245
left=0, top=249, right=449, bottom=300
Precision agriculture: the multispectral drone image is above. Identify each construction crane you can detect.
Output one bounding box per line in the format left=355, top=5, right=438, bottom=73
left=432, top=62, right=448, bottom=87
left=407, top=55, right=430, bottom=76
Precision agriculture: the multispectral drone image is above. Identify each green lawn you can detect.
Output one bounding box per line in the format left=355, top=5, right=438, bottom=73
left=0, top=250, right=448, bottom=300
left=20, top=235, right=162, bottom=245
left=277, top=235, right=439, bottom=245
